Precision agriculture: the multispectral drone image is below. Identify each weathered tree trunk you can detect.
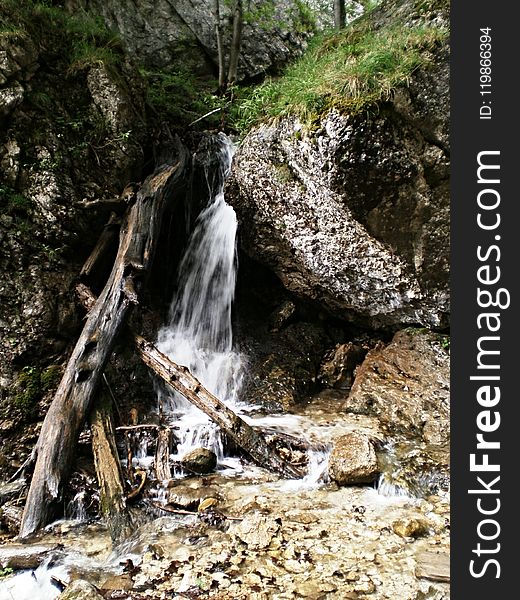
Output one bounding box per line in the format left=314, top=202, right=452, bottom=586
left=76, top=284, right=306, bottom=479
left=334, top=0, right=346, bottom=30
left=227, top=0, right=243, bottom=84
left=213, top=0, right=226, bottom=88
left=19, top=141, right=187, bottom=539
left=134, top=335, right=304, bottom=478
left=90, top=392, right=133, bottom=544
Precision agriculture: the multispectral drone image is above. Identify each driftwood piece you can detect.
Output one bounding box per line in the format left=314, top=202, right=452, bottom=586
left=155, top=428, right=172, bottom=481
left=134, top=336, right=304, bottom=479
left=19, top=143, right=187, bottom=539
left=90, top=392, right=133, bottom=544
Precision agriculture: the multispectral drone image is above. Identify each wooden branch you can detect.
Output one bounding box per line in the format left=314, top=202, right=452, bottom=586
left=134, top=335, right=304, bottom=479
left=90, top=392, right=133, bottom=544
left=155, top=428, right=172, bottom=481
left=19, top=139, right=188, bottom=539
left=80, top=212, right=121, bottom=281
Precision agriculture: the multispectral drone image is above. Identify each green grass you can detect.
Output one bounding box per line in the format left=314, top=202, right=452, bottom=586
left=231, top=19, right=447, bottom=131
left=0, top=1, right=122, bottom=71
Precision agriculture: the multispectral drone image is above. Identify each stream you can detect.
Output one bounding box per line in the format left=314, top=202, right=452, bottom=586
left=0, top=135, right=450, bottom=600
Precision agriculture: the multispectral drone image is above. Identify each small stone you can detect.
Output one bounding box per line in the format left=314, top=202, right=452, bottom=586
left=392, top=518, right=431, bottom=539
left=60, top=580, right=104, bottom=600
left=328, top=432, right=379, bottom=485
left=180, top=447, right=217, bottom=474
left=234, top=514, right=281, bottom=550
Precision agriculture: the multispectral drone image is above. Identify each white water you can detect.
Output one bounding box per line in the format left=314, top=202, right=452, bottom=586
left=156, top=134, right=245, bottom=466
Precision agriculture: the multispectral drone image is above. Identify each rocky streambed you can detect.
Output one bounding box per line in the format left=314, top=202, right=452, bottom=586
left=0, top=329, right=450, bottom=600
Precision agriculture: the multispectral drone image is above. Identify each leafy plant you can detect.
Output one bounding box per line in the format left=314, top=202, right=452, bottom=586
left=0, top=567, right=14, bottom=579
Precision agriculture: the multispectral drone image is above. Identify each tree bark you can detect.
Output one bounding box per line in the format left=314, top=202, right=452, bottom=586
left=155, top=428, right=173, bottom=481
left=19, top=140, right=187, bottom=539
left=227, top=0, right=243, bottom=84
left=334, top=0, right=346, bottom=30
left=80, top=212, right=121, bottom=289
left=90, top=392, right=133, bottom=544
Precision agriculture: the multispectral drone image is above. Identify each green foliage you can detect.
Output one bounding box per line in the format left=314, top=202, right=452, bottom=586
left=0, top=1, right=122, bottom=71
left=439, top=335, right=450, bottom=352
left=292, top=0, right=318, bottom=34
left=13, top=365, right=60, bottom=418
left=0, top=185, right=33, bottom=216
left=142, top=68, right=227, bottom=129
left=0, top=567, right=14, bottom=579
left=231, top=17, right=447, bottom=131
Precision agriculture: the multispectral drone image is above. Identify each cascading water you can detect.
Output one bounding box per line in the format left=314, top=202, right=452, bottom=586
left=156, top=134, right=245, bottom=468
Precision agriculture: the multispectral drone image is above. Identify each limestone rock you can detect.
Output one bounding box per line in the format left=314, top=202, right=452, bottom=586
left=226, top=2, right=449, bottom=328
left=60, top=580, right=104, bottom=600
left=66, top=0, right=310, bottom=79
left=319, top=342, right=369, bottom=390
left=392, top=518, right=430, bottom=539
left=328, top=432, right=379, bottom=485
left=234, top=514, right=281, bottom=550
left=180, top=447, right=217, bottom=474
left=345, top=329, right=450, bottom=443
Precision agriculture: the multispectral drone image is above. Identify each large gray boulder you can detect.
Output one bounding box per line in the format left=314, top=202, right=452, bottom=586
left=227, top=3, right=449, bottom=329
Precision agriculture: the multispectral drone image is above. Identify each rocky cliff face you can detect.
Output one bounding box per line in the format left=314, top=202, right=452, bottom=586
left=0, top=5, right=148, bottom=440
left=227, top=0, right=450, bottom=329
left=66, top=0, right=312, bottom=79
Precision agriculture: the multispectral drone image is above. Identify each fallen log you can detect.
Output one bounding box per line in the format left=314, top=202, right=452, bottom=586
left=90, top=392, right=133, bottom=544
left=76, top=284, right=306, bottom=479
left=19, top=140, right=188, bottom=539
left=134, top=336, right=304, bottom=479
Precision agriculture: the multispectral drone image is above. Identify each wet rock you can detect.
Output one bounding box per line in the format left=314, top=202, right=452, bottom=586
left=227, top=1, right=449, bottom=329
left=319, top=342, right=369, bottom=390
left=392, top=518, right=431, bottom=539
left=166, top=483, right=220, bottom=511
left=240, top=321, right=331, bottom=411
left=180, top=448, right=217, bottom=474
left=0, top=501, right=22, bottom=534
left=234, top=514, right=281, bottom=550
left=346, top=329, right=450, bottom=443
left=328, top=432, right=379, bottom=485
left=0, top=478, right=25, bottom=504
left=0, top=543, right=63, bottom=569
left=60, top=580, right=104, bottom=600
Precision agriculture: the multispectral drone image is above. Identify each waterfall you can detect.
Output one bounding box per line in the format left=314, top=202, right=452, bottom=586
left=156, top=134, right=244, bottom=466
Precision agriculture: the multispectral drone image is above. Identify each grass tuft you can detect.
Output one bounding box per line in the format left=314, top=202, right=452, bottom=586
left=231, top=19, right=447, bottom=131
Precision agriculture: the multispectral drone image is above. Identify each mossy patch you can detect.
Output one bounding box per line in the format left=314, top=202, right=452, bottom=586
left=13, top=364, right=61, bottom=418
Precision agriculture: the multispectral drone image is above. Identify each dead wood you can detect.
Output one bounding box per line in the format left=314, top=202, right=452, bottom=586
left=19, top=140, right=188, bottom=539
left=76, top=285, right=307, bottom=479
left=155, top=428, right=172, bottom=481
left=90, top=392, right=133, bottom=544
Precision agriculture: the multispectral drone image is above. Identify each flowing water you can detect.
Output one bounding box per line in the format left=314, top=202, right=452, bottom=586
left=155, top=134, right=246, bottom=468
left=0, top=136, right=449, bottom=599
